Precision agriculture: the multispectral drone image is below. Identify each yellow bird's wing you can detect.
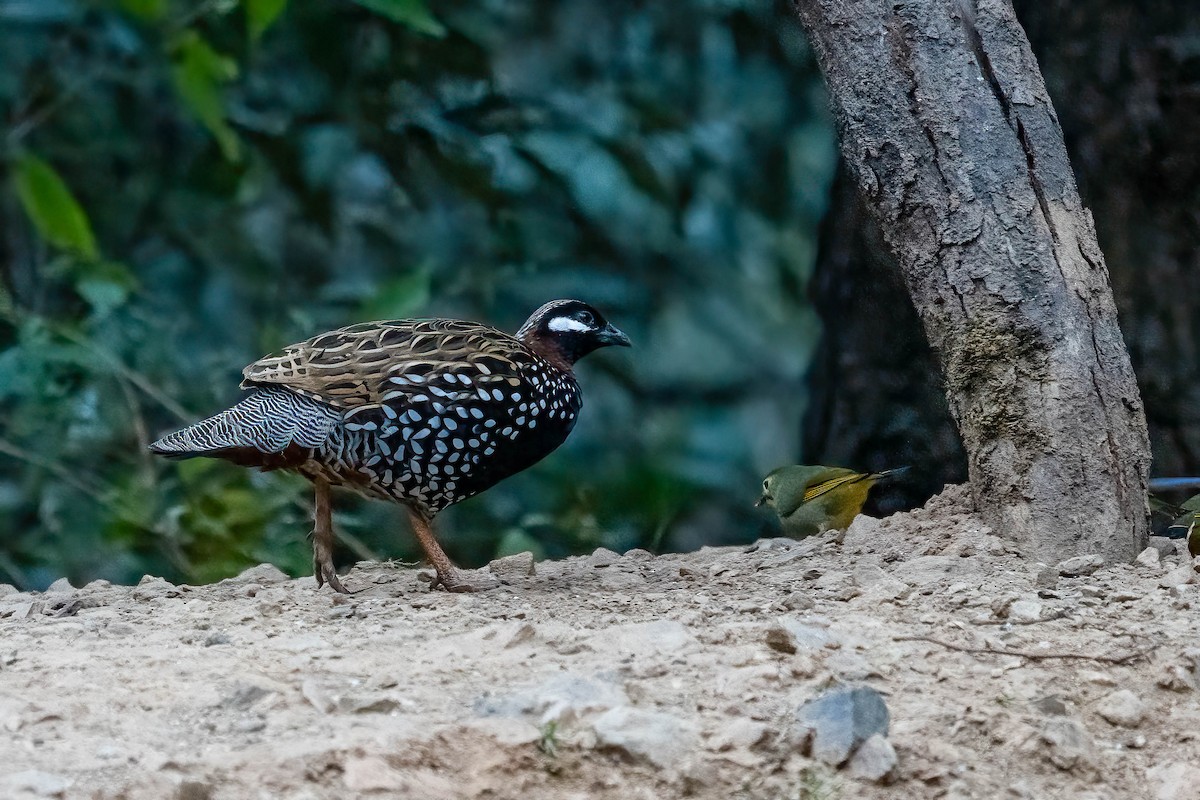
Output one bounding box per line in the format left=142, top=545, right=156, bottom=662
left=802, top=472, right=871, bottom=504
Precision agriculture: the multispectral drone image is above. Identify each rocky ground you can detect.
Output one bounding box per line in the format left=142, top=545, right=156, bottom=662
left=2, top=485, right=1199, bottom=800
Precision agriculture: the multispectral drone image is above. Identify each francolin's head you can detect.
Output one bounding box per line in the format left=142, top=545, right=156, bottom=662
left=517, top=299, right=631, bottom=368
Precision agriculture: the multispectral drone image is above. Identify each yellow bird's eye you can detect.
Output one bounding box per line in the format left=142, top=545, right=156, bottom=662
left=762, top=479, right=770, bottom=492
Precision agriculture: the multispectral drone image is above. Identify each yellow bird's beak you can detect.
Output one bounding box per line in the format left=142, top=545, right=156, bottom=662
left=755, top=493, right=768, bottom=508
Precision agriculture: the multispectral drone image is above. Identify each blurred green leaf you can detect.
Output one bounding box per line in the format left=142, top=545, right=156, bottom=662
left=351, top=0, right=445, bottom=37
left=171, top=31, right=241, bottom=162
left=359, top=270, right=431, bottom=320
left=246, top=0, right=288, bottom=40
left=118, top=0, right=167, bottom=20
left=12, top=153, right=99, bottom=259
left=495, top=529, right=546, bottom=560
left=74, top=261, right=138, bottom=315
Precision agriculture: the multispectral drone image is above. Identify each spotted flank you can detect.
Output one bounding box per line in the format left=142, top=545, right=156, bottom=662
left=148, top=300, right=627, bottom=518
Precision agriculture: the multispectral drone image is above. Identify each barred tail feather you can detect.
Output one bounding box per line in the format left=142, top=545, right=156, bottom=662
left=149, top=388, right=338, bottom=465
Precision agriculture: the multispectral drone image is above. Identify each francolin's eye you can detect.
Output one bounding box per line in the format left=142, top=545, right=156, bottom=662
left=577, top=310, right=595, bottom=327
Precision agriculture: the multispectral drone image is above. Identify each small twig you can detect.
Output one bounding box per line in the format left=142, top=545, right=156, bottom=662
left=894, top=634, right=1158, bottom=666
left=969, top=609, right=1068, bottom=626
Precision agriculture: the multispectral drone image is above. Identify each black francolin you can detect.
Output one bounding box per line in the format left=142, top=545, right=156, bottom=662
left=150, top=299, right=630, bottom=592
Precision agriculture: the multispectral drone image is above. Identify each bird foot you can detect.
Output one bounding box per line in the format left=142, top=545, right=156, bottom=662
left=313, top=545, right=350, bottom=594
left=427, top=567, right=501, bottom=593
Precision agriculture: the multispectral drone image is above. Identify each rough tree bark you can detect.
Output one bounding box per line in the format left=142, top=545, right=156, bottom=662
left=791, top=0, right=1151, bottom=561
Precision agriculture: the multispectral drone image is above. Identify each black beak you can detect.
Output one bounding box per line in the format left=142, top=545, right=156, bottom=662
left=596, top=323, right=632, bottom=347
left=755, top=494, right=768, bottom=508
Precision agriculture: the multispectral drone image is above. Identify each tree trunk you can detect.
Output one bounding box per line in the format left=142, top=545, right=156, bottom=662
left=791, top=0, right=1150, bottom=561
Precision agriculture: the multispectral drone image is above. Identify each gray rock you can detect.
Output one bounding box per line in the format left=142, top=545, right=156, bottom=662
left=9, top=601, right=43, bottom=620
left=793, top=686, right=890, bottom=766
left=1160, top=565, right=1195, bottom=588
left=1040, top=717, right=1096, bottom=772
left=176, top=781, right=214, bottom=800
left=1008, top=599, right=1044, bottom=623
left=224, top=683, right=274, bottom=709
left=1149, top=536, right=1181, bottom=556
left=342, top=755, right=407, bottom=793
left=1056, top=555, right=1105, bottom=577
left=1032, top=695, right=1068, bottom=716
left=1146, top=763, right=1200, bottom=800
left=781, top=592, right=815, bottom=612
left=706, top=717, right=769, bottom=752
left=45, top=578, right=75, bottom=593
left=231, top=563, right=290, bottom=584
left=588, top=547, right=620, bottom=567
left=852, top=564, right=889, bottom=588
left=476, top=673, right=628, bottom=725
left=301, top=679, right=336, bottom=713
left=1135, top=547, right=1161, bottom=569
left=592, top=706, right=698, bottom=768
left=133, top=576, right=180, bottom=600
left=489, top=552, right=536, bottom=581
left=0, top=584, right=16, bottom=597
left=1095, top=689, right=1146, bottom=728
left=852, top=565, right=907, bottom=600
left=842, top=515, right=882, bottom=550
left=846, top=733, right=897, bottom=782
left=3, top=770, right=72, bottom=797
left=602, top=619, right=694, bottom=656
left=765, top=618, right=833, bottom=655
left=1033, top=565, right=1059, bottom=589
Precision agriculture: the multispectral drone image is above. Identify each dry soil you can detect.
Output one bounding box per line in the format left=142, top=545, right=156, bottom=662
left=2, top=485, right=1199, bottom=800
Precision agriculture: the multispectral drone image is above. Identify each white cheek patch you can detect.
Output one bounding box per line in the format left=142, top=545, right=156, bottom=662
left=548, top=316, right=593, bottom=333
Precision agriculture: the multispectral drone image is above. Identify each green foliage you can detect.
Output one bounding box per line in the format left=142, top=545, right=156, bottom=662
left=245, top=0, right=287, bottom=41
left=13, top=154, right=98, bottom=258
left=118, top=0, right=167, bottom=21
left=171, top=31, right=241, bottom=162
left=0, top=0, right=834, bottom=589
left=351, top=0, right=445, bottom=37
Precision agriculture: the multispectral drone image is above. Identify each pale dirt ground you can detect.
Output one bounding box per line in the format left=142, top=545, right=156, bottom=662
left=2, top=485, right=1199, bottom=800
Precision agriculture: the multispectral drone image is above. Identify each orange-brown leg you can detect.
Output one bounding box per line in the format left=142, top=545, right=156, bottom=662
left=311, top=478, right=349, bottom=594
left=405, top=508, right=499, bottom=593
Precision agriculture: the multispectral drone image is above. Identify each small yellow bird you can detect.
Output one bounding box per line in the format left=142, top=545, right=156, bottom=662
left=1165, top=498, right=1200, bottom=559
left=756, top=465, right=907, bottom=539
left=1147, top=480, right=1200, bottom=558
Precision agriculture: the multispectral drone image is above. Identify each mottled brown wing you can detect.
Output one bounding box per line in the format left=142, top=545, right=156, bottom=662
left=240, top=319, right=529, bottom=409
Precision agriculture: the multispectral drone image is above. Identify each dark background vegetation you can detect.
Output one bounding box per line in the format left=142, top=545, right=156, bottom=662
left=0, top=0, right=835, bottom=588
left=2, top=0, right=1196, bottom=589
